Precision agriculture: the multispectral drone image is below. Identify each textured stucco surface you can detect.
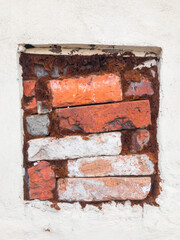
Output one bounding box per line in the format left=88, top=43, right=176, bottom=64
left=0, top=0, right=180, bottom=239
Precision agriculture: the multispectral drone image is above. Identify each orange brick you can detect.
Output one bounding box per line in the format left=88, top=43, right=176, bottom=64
left=57, top=177, right=151, bottom=201
left=49, top=74, right=122, bottom=107
left=23, top=97, right=37, bottom=113
left=23, top=80, right=36, bottom=97
left=53, top=100, right=151, bottom=134
left=28, top=161, right=55, bottom=200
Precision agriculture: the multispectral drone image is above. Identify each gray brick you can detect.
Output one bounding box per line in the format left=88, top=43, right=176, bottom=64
left=26, top=114, right=49, bottom=136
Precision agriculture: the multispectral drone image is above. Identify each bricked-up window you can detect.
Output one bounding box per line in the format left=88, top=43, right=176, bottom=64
left=20, top=45, right=160, bottom=206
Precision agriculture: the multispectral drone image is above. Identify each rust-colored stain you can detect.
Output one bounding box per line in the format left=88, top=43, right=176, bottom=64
left=124, top=69, right=141, bottom=83
left=57, top=177, right=151, bottom=201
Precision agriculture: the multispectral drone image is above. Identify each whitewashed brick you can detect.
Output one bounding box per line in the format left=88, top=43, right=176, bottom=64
left=67, top=154, right=154, bottom=177
left=57, top=177, right=151, bottom=201
left=28, top=132, right=121, bottom=161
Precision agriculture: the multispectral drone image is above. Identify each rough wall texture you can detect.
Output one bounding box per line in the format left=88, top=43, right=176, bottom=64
left=0, top=0, right=180, bottom=240
left=21, top=52, right=159, bottom=204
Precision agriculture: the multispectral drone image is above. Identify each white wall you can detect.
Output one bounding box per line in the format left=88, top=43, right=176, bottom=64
left=0, top=0, right=180, bottom=239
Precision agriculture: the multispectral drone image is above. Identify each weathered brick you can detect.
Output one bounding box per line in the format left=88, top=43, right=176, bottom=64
left=53, top=100, right=151, bottom=134
left=49, top=74, right=122, bottom=108
left=23, top=97, right=37, bottom=113
left=125, top=77, right=154, bottom=97
left=57, top=177, right=151, bottom=201
left=131, top=129, right=150, bottom=153
left=28, top=161, right=55, bottom=200
left=26, top=114, right=49, bottom=136
left=67, top=154, right=154, bottom=177
left=23, top=80, right=36, bottom=97
left=28, top=132, right=121, bottom=162
left=37, top=101, right=51, bottom=114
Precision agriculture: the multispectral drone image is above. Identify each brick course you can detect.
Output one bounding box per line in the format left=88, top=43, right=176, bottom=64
left=49, top=74, right=122, bottom=107
left=53, top=100, right=151, bottom=134
left=67, top=154, right=154, bottom=177
left=28, top=132, right=122, bottom=161
left=57, top=177, right=151, bottom=201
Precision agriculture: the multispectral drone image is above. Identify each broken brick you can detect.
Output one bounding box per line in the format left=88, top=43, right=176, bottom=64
left=131, top=129, right=150, bottom=153
left=28, top=161, right=55, bottom=200
left=37, top=101, right=52, bottom=114
left=23, top=80, right=36, bottom=97
left=125, top=77, right=154, bottom=97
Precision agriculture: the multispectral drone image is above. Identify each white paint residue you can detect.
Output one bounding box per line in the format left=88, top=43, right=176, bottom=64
left=142, top=183, right=151, bottom=194
left=51, top=81, right=62, bottom=90
left=134, top=59, right=157, bottom=70
left=68, top=154, right=154, bottom=177
left=28, top=132, right=122, bottom=161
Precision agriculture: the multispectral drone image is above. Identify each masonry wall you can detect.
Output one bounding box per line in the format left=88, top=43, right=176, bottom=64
left=21, top=52, right=160, bottom=205
left=0, top=0, right=180, bottom=240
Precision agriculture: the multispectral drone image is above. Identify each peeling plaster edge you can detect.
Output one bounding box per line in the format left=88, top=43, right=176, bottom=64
left=16, top=46, right=25, bottom=202
left=17, top=44, right=162, bottom=58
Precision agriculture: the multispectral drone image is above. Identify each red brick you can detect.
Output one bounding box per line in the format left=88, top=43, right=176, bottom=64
left=57, top=177, right=151, bottom=201
left=131, top=129, right=150, bottom=153
left=23, top=97, right=37, bottom=113
left=125, top=77, right=154, bottom=97
left=49, top=74, right=122, bottom=107
left=23, top=80, right=36, bottom=97
left=28, top=161, right=55, bottom=200
left=53, top=100, right=151, bottom=134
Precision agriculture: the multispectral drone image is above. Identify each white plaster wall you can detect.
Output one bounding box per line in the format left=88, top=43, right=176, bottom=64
left=0, top=0, right=180, bottom=239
